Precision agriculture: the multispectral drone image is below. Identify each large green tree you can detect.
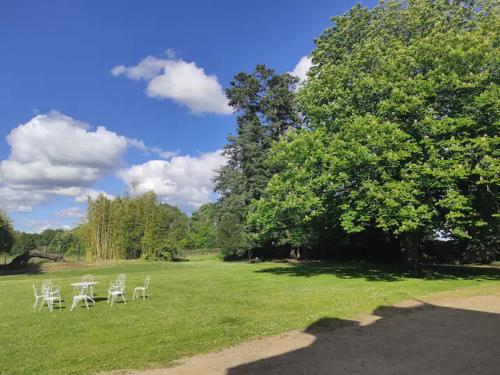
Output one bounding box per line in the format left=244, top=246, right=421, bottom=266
left=215, top=65, right=301, bottom=256
left=249, top=0, right=499, bottom=269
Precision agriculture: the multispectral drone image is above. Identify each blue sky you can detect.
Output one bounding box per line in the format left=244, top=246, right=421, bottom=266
left=0, top=0, right=376, bottom=232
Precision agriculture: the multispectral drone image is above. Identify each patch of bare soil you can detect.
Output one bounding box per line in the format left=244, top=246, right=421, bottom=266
left=107, top=284, right=500, bottom=375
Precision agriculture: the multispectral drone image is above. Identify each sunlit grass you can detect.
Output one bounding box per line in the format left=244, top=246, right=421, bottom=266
left=0, top=256, right=498, bottom=374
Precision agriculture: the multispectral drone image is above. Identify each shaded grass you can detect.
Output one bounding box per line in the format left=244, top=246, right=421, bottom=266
left=0, top=257, right=499, bottom=374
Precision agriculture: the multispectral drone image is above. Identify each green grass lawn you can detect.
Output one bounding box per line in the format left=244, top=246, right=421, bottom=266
left=1, top=256, right=499, bottom=375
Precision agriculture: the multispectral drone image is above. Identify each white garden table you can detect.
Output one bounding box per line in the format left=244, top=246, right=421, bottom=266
left=70, top=281, right=99, bottom=304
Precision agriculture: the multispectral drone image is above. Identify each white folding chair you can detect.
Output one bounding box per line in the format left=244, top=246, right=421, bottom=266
left=133, top=276, right=150, bottom=300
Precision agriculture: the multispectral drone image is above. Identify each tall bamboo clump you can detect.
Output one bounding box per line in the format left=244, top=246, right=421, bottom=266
left=80, top=191, right=190, bottom=261
left=83, top=194, right=122, bottom=261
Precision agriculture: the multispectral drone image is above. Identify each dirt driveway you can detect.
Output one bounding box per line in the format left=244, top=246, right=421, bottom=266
left=112, top=285, right=500, bottom=375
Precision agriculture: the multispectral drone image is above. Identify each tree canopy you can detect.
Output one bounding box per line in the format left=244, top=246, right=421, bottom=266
left=214, top=64, right=301, bottom=256
left=248, top=0, right=499, bottom=268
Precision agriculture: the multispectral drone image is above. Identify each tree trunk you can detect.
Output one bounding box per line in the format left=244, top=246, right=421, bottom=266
left=7, top=250, right=65, bottom=268
left=401, top=232, right=421, bottom=274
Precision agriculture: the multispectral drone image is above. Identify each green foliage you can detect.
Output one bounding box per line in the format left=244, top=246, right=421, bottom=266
left=251, top=0, right=499, bottom=259
left=215, top=65, right=301, bottom=256
left=10, top=227, right=82, bottom=255
left=11, top=231, right=38, bottom=253
left=185, top=203, right=219, bottom=249
left=38, top=229, right=59, bottom=248
left=142, top=197, right=189, bottom=260
left=48, top=229, right=80, bottom=254
left=81, top=191, right=189, bottom=261
left=0, top=210, right=14, bottom=253
left=148, top=240, right=183, bottom=261
left=217, top=212, right=249, bottom=257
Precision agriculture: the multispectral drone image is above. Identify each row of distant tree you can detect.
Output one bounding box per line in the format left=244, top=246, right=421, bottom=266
left=11, top=228, right=80, bottom=255
left=0, top=210, right=83, bottom=257
left=0, top=196, right=219, bottom=261
left=79, top=192, right=218, bottom=261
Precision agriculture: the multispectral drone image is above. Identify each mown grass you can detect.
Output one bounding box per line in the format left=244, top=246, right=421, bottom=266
left=1, top=256, right=499, bottom=375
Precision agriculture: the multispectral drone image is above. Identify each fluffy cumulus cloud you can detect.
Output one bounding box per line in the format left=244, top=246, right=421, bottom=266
left=0, top=111, right=128, bottom=191
left=0, top=111, right=178, bottom=214
left=126, top=137, right=177, bottom=159
left=111, top=52, right=233, bottom=115
left=0, top=110, right=223, bottom=220
left=291, top=55, right=313, bottom=83
left=0, top=186, right=47, bottom=213
left=118, top=150, right=227, bottom=211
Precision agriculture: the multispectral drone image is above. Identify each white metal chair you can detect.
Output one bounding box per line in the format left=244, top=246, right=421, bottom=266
left=71, top=284, right=92, bottom=311
left=39, top=281, right=62, bottom=312
left=32, top=284, right=43, bottom=309
left=42, top=279, right=53, bottom=290
left=133, top=276, right=150, bottom=300
left=41, top=280, right=60, bottom=295
left=82, top=274, right=94, bottom=298
left=107, top=280, right=126, bottom=306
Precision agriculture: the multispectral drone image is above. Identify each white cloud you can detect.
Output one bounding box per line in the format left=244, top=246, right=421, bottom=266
left=0, top=110, right=221, bottom=219
left=53, top=207, right=86, bottom=219
left=112, top=52, right=233, bottom=115
left=0, top=186, right=47, bottom=213
left=118, top=150, right=227, bottom=211
left=127, top=137, right=177, bottom=159
left=291, top=55, right=312, bottom=83
left=0, top=185, right=105, bottom=213
left=164, top=48, right=176, bottom=59
left=0, top=112, right=132, bottom=215
left=111, top=56, right=167, bottom=81
left=0, top=111, right=128, bottom=190
left=0, top=112, right=176, bottom=216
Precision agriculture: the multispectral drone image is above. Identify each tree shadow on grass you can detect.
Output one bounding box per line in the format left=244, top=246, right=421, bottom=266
left=228, top=302, right=500, bottom=374
left=255, top=261, right=500, bottom=282
left=0, top=263, right=42, bottom=276
left=91, top=297, right=109, bottom=303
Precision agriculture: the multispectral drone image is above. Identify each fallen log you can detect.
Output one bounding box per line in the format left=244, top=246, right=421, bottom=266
left=8, top=250, right=65, bottom=268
